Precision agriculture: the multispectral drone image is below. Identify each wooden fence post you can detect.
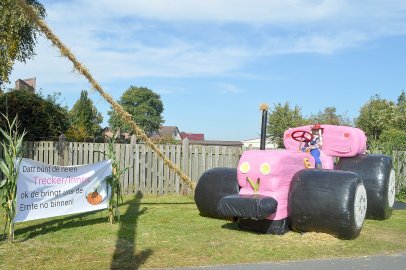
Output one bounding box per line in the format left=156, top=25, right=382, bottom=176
left=130, top=135, right=137, bottom=146
left=58, top=134, right=67, bottom=166
left=129, top=135, right=137, bottom=193
left=182, top=138, right=190, bottom=195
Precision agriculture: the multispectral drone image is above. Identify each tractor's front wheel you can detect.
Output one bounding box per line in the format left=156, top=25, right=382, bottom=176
left=194, top=167, right=239, bottom=219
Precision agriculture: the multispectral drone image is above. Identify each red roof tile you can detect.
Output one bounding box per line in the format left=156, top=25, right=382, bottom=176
left=180, top=132, right=205, bottom=141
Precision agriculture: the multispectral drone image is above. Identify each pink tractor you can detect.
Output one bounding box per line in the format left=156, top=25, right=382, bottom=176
left=195, top=124, right=396, bottom=239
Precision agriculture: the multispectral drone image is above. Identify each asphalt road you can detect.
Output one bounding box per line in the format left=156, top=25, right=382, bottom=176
left=163, top=253, right=406, bottom=270
left=394, top=201, right=406, bottom=210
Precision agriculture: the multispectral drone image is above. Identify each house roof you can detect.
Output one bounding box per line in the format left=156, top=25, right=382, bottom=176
left=159, top=126, right=179, bottom=137
left=180, top=132, right=205, bottom=141
left=102, top=128, right=132, bottom=140
left=188, top=140, right=243, bottom=146
left=150, top=126, right=181, bottom=139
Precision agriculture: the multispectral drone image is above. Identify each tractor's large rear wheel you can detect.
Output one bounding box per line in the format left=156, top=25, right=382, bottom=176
left=289, top=169, right=367, bottom=239
left=336, top=154, right=394, bottom=220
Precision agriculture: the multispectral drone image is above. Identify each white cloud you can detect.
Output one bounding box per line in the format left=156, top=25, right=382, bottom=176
left=218, top=83, right=244, bottom=94
left=74, top=0, right=406, bottom=34
left=9, top=39, right=86, bottom=85
left=9, top=0, right=406, bottom=88
left=93, top=0, right=344, bottom=24
left=257, top=31, right=370, bottom=55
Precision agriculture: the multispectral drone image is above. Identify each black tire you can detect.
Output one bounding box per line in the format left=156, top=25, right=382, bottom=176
left=238, top=218, right=289, bottom=235
left=194, top=167, right=239, bottom=219
left=289, top=169, right=367, bottom=240
left=336, top=154, right=395, bottom=220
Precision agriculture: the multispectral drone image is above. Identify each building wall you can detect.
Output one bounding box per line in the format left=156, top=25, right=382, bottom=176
left=242, top=138, right=277, bottom=149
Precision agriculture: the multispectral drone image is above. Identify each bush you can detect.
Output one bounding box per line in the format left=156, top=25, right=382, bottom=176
left=0, top=90, right=69, bottom=140
left=379, top=128, right=406, bottom=151
left=397, top=186, right=406, bottom=200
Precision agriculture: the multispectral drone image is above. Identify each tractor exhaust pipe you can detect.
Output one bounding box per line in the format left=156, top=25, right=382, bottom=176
left=260, top=104, right=269, bottom=150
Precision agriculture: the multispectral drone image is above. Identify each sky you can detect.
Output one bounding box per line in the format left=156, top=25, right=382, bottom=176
left=7, top=0, right=406, bottom=141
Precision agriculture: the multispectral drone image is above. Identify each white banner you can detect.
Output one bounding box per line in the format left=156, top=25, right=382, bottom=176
left=14, top=158, right=112, bottom=223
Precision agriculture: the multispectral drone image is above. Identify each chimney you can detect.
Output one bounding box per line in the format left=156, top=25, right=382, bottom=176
left=15, top=77, right=36, bottom=92
left=23, top=77, right=36, bottom=90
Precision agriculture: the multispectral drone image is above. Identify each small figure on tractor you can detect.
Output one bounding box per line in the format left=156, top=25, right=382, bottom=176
left=290, top=123, right=324, bottom=168
left=302, top=124, right=324, bottom=168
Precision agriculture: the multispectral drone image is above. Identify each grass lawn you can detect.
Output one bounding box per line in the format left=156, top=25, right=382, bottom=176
left=1, top=194, right=406, bottom=269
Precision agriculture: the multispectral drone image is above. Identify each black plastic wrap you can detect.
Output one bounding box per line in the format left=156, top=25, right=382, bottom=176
left=336, top=154, right=393, bottom=220
left=238, top=218, right=289, bottom=235
left=288, top=169, right=364, bottom=239
left=194, top=168, right=239, bottom=218
left=217, top=194, right=277, bottom=220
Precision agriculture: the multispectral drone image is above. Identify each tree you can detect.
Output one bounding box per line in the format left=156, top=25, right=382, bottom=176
left=355, top=95, right=396, bottom=140
left=0, top=90, right=70, bottom=140
left=378, top=128, right=406, bottom=151
left=0, top=0, right=46, bottom=87
left=394, top=90, right=406, bottom=131
left=307, top=106, right=352, bottom=126
left=66, top=90, right=103, bottom=141
left=398, top=90, right=406, bottom=105
left=108, top=86, right=164, bottom=135
left=267, top=102, right=307, bottom=148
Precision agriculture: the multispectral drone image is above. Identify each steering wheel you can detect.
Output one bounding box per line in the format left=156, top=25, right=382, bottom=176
left=291, top=130, right=314, bottom=143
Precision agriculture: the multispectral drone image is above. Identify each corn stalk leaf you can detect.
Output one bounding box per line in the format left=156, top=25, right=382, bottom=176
left=16, top=135, right=25, bottom=153
left=0, top=179, right=7, bottom=188
left=0, top=128, right=11, bottom=142
left=0, top=160, right=10, bottom=178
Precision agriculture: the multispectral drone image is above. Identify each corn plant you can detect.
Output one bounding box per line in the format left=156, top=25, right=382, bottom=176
left=0, top=114, right=26, bottom=241
left=96, top=138, right=127, bottom=224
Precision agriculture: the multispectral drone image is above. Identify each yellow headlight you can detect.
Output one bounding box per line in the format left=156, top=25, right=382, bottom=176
left=239, top=162, right=250, bottom=174
left=260, top=162, right=271, bottom=175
